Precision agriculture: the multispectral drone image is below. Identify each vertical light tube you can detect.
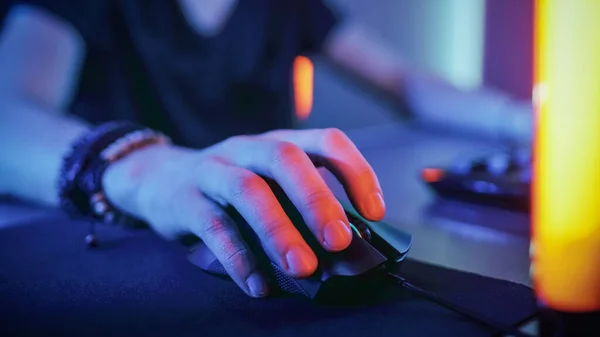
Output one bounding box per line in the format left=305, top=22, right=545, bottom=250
left=532, top=0, right=600, bottom=315
left=293, top=56, right=314, bottom=120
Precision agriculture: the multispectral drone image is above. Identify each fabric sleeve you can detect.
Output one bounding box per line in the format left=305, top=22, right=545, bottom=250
left=10, top=0, right=111, bottom=48
left=299, top=0, right=342, bottom=53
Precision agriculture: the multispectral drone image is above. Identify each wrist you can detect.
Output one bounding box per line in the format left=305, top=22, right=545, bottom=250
left=102, top=143, right=196, bottom=224
left=57, top=122, right=173, bottom=246
left=101, top=143, right=171, bottom=220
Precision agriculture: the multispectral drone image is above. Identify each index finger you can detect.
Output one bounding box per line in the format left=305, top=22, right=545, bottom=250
left=261, top=128, right=385, bottom=221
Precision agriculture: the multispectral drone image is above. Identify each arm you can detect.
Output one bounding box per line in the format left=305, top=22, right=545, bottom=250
left=0, top=5, right=90, bottom=206
left=322, top=21, right=533, bottom=143
left=0, top=4, right=386, bottom=297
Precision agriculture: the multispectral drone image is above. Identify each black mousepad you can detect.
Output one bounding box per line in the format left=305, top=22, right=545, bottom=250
left=0, top=214, right=536, bottom=337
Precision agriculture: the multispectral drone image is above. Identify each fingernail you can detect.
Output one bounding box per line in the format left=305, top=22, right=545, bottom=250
left=246, top=272, right=269, bottom=298
left=285, top=245, right=316, bottom=276
left=362, top=192, right=385, bottom=220
left=323, top=220, right=352, bottom=251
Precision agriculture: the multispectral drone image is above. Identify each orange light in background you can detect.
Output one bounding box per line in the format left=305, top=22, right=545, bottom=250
left=293, top=56, right=314, bottom=120
left=421, top=168, right=445, bottom=183
left=532, top=0, right=600, bottom=312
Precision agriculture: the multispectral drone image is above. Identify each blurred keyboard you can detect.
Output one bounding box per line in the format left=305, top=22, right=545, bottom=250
left=421, top=148, right=531, bottom=212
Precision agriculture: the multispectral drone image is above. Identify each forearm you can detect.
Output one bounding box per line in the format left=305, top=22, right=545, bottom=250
left=0, top=99, right=89, bottom=206
left=0, top=5, right=92, bottom=206
left=324, top=22, right=533, bottom=143
left=401, top=70, right=533, bottom=142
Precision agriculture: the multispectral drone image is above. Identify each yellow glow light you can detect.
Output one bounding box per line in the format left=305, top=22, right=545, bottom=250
left=532, top=0, right=600, bottom=312
left=293, top=56, right=314, bottom=120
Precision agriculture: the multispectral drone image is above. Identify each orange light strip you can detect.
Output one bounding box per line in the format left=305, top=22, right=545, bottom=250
left=293, top=56, right=314, bottom=120
left=532, top=0, right=600, bottom=312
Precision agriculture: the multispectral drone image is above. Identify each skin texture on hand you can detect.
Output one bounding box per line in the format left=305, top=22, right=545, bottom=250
left=102, top=128, right=385, bottom=298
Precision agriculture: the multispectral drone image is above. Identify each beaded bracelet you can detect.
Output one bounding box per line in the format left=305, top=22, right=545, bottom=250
left=58, top=122, right=171, bottom=247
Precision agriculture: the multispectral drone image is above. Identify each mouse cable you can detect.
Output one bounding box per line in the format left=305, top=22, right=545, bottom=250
left=387, top=273, right=532, bottom=337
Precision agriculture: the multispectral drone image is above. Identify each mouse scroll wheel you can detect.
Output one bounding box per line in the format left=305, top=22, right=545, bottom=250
left=345, top=212, right=372, bottom=242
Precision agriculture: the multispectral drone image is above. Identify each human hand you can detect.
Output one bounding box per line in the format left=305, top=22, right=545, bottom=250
left=102, top=128, right=385, bottom=297
left=401, top=69, right=533, bottom=144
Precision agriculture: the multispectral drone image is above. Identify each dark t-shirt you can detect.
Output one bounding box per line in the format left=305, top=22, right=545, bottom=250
left=11, top=0, right=339, bottom=148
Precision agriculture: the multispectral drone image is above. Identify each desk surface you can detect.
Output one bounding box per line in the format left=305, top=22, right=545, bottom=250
left=0, top=123, right=531, bottom=287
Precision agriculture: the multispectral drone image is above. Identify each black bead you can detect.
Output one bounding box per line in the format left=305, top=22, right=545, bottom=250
left=85, top=234, right=98, bottom=248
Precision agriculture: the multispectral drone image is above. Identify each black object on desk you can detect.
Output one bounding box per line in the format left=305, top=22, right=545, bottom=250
left=0, top=212, right=537, bottom=337
left=421, top=148, right=531, bottom=212
left=189, top=190, right=412, bottom=303
left=189, top=190, right=529, bottom=336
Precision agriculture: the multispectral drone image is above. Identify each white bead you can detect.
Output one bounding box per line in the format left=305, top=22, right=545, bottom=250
left=93, top=201, right=108, bottom=215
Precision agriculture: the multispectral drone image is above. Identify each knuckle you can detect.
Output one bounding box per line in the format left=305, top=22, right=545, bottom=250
left=191, top=209, right=253, bottom=272
left=196, top=209, right=231, bottom=239
left=214, top=135, right=247, bottom=154
left=228, top=171, right=265, bottom=199
left=270, top=141, right=303, bottom=165
left=223, top=135, right=249, bottom=147
left=190, top=158, right=211, bottom=175
left=260, top=218, right=290, bottom=243
left=189, top=154, right=222, bottom=177
left=301, top=187, right=333, bottom=209
left=222, top=245, right=252, bottom=271
left=320, top=128, right=349, bottom=150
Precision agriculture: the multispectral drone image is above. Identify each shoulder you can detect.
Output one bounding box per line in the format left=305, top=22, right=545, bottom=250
left=7, top=0, right=113, bottom=47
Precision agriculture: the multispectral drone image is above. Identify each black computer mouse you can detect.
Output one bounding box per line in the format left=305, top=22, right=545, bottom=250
left=188, top=186, right=412, bottom=303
